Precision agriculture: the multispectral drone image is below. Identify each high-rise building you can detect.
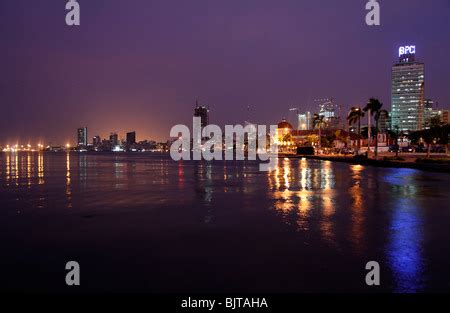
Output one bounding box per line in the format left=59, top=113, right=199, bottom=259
left=424, top=98, right=434, bottom=116
left=109, top=132, right=119, bottom=146
left=427, top=109, right=447, bottom=127
left=442, top=110, right=449, bottom=125
left=423, top=99, right=437, bottom=129
left=194, top=100, right=209, bottom=128
left=317, top=98, right=341, bottom=129
left=93, top=136, right=101, bottom=147
left=77, top=127, right=88, bottom=146
left=378, top=110, right=390, bottom=133
left=126, top=131, right=136, bottom=145
left=298, top=112, right=312, bottom=130
left=391, top=45, right=425, bottom=132
left=318, top=98, right=338, bottom=119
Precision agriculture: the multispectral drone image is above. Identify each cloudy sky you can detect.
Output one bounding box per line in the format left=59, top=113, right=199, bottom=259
left=1, top=0, right=449, bottom=144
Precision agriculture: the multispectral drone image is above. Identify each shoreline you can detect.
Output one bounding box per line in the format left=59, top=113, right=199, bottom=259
left=281, top=154, right=450, bottom=173
left=2, top=150, right=449, bottom=173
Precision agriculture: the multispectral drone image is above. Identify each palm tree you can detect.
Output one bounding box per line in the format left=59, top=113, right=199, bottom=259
left=422, top=128, right=435, bottom=158
left=347, top=107, right=365, bottom=155
left=363, top=98, right=383, bottom=153
left=313, top=114, right=327, bottom=153
left=373, top=108, right=388, bottom=160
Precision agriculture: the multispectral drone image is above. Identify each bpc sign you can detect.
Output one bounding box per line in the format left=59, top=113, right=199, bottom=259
left=399, top=46, right=416, bottom=57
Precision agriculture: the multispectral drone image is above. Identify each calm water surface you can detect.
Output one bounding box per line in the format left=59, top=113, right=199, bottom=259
left=0, top=152, right=449, bottom=293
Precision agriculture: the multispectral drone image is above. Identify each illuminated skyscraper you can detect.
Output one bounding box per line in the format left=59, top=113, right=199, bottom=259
left=77, top=127, right=88, bottom=146
left=318, top=98, right=337, bottom=119
left=423, top=99, right=437, bottom=129
left=317, top=98, right=341, bottom=129
left=378, top=110, right=390, bottom=133
left=194, top=100, right=209, bottom=128
left=442, top=110, right=450, bottom=125
left=298, top=112, right=312, bottom=130
left=391, top=45, right=425, bottom=132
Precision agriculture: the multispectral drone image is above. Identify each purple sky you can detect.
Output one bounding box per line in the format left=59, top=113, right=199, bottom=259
left=1, top=0, right=449, bottom=145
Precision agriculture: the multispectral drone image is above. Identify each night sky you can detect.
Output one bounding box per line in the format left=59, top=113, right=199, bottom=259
left=1, top=0, right=449, bottom=145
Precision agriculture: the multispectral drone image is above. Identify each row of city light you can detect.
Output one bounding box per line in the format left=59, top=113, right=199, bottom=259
left=1, top=143, right=72, bottom=152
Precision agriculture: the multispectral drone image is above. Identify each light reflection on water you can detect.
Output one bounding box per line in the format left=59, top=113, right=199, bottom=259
left=66, top=152, right=72, bottom=208
left=387, top=197, right=423, bottom=293
left=384, top=168, right=425, bottom=293
left=349, top=165, right=364, bottom=255
left=0, top=152, right=449, bottom=292
left=269, top=157, right=337, bottom=246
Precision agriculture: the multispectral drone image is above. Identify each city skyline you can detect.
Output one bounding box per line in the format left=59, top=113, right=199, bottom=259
left=1, top=0, right=450, bottom=300
left=1, top=0, right=450, bottom=145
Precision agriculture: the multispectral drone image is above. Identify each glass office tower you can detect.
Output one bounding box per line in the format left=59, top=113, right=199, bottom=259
left=391, top=46, right=425, bottom=132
